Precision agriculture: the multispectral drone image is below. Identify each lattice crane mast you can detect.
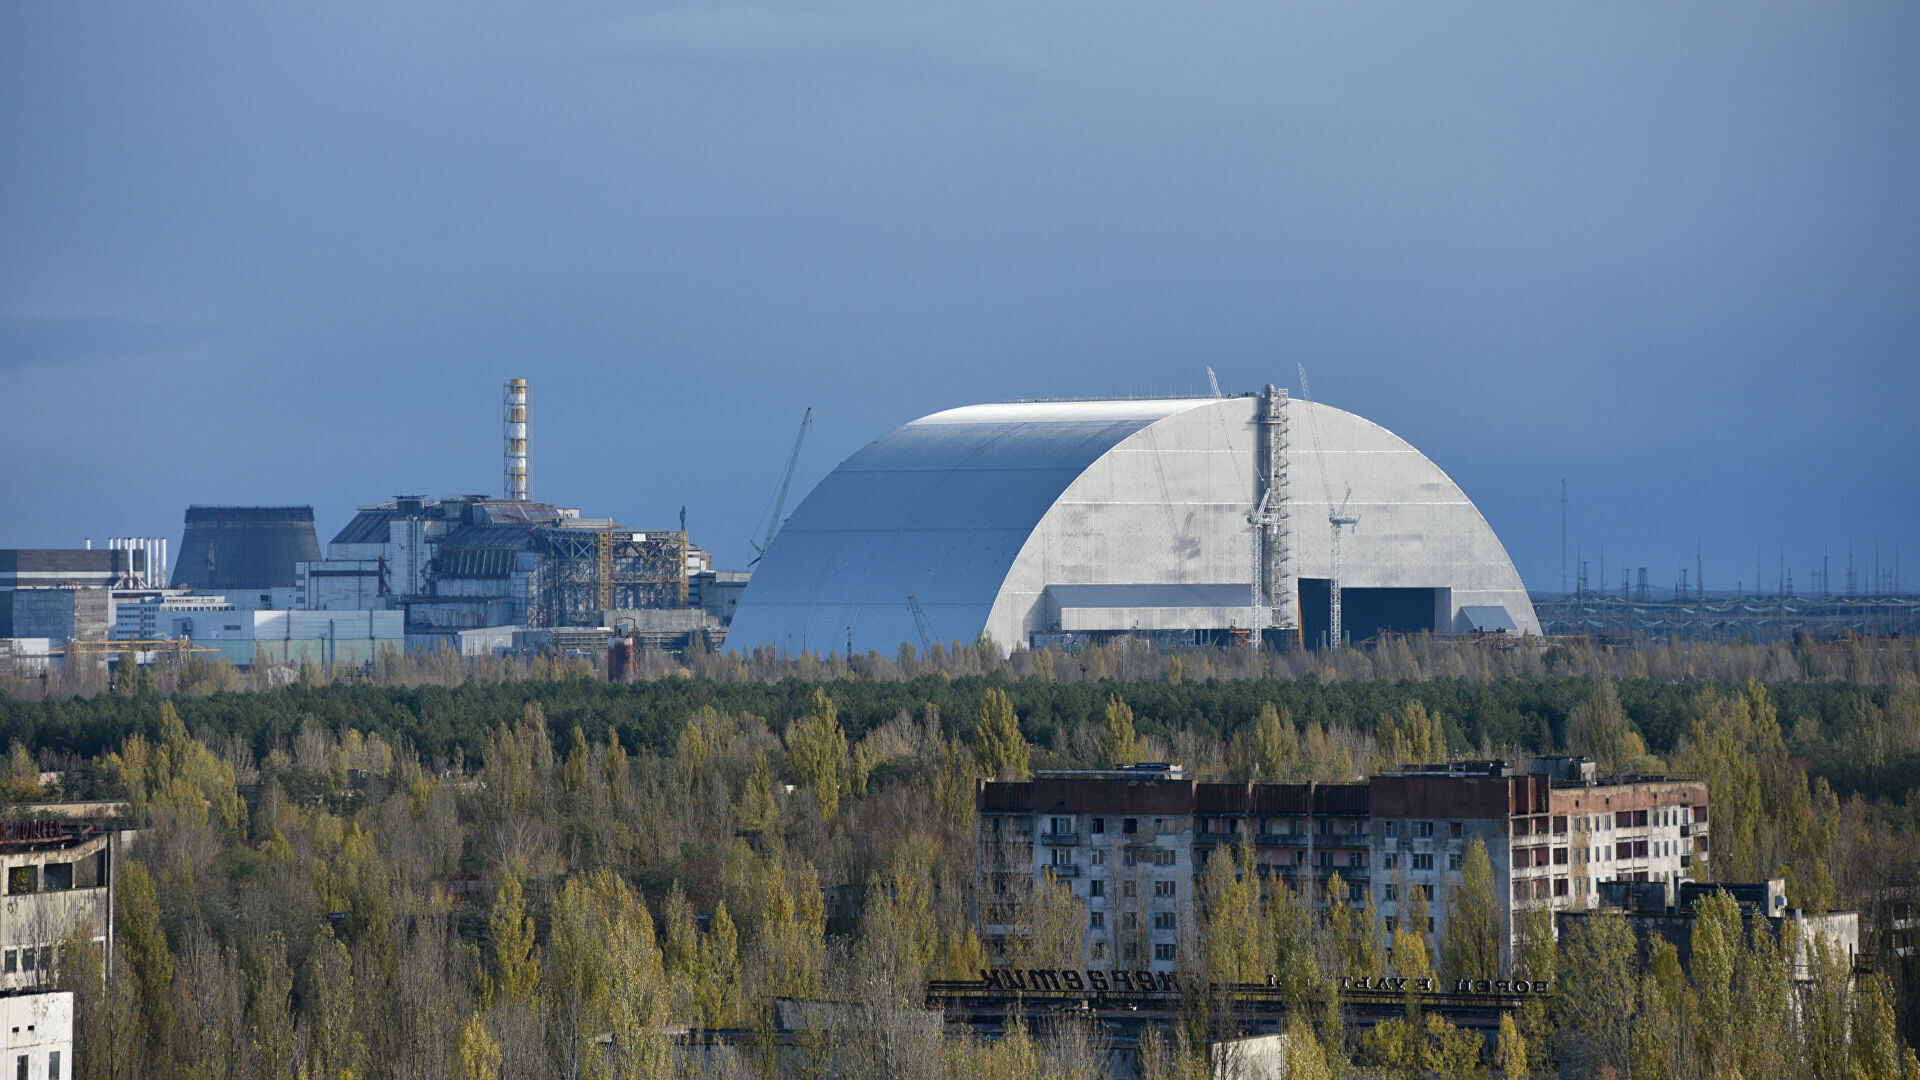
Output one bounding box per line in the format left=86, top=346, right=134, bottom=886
left=1296, top=364, right=1361, bottom=649
left=749, top=407, right=811, bottom=568
left=906, top=594, right=938, bottom=654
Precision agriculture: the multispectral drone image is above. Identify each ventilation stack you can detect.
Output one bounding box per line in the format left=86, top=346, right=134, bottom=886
left=505, top=378, right=529, bottom=501
left=172, top=507, right=321, bottom=591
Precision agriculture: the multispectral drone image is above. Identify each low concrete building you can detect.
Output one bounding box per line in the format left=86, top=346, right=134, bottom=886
left=1562, top=877, right=1859, bottom=981
left=0, top=992, right=73, bottom=1080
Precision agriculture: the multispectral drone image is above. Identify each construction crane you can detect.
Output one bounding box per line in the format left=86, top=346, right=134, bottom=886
left=749, top=407, right=811, bottom=568
left=1206, top=366, right=1222, bottom=397
left=906, top=594, right=937, bottom=653
left=1296, top=364, right=1361, bottom=648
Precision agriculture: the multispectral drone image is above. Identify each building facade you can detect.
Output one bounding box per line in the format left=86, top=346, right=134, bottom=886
left=976, top=759, right=1708, bottom=971
left=0, top=823, right=112, bottom=995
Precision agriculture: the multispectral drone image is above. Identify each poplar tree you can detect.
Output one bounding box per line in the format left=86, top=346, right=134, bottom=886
left=1439, top=837, right=1501, bottom=981
left=971, top=689, right=1030, bottom=781
left=484, top=870, right=540, bottom=1006
left=1099, top=694, right=1138, bottom=767
left=786, top=690, right=850, bottom=818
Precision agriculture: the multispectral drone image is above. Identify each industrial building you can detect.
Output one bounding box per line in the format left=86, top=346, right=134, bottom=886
left=170, top=506, right=319, bottom=600
left=977, top=757, right=1706, bottom=972
left=296, top=493, right=720, bottom=652
left=728, top=391, right=1539, bottom=657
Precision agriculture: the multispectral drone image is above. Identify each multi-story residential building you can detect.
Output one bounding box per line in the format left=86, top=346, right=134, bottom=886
left=976, top=757, right=1708, bottom=971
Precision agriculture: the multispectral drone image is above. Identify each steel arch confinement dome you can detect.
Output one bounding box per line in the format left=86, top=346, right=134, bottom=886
left=726, top=397, right=1538, bottom=656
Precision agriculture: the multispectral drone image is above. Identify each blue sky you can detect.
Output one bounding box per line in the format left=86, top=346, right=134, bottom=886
left=3, top=2, right=1915, bottom=593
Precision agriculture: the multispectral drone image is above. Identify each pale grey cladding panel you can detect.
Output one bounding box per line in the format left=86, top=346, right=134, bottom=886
left=728, top=400, right=1221, bottom=655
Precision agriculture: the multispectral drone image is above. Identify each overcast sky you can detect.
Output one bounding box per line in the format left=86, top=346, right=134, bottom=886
left=3, top=2, right=1915, bottom=594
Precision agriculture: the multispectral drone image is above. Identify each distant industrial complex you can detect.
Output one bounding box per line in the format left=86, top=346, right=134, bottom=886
left=2, top=377, right=1915, bottom=677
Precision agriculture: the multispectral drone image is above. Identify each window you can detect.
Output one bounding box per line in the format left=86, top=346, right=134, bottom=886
left=1092, top=942, right=1107, bottom=960
left=1155, top=818, right=1175, bottom=835
left=1383, top=884, right=1398, bottom=901
left=1348, top=852, right=1363, bottom=867
left=1383, top=820, right=1399, bottom=837
left=1050, top=817, right=1073, bottom=835
left=1382, top=853, right=1399, bottom=870
left=1154, top=880, right=1177, bottom=898
left=1417, top=884, right=1435, bottom=902
left=1089, top=880, right=1104, bottom=898
left=1091, top=818, right=1105, bottom=835
left=1090, top=912, right=1105, bottom=930
left=1122, top=881, right=1136, bottom=899
left=1124, top=849, right=1137, bottom=867
left=1447, top=853, right=1463, bottom=871
left=1050, top=849, right=1073, bottom=866
left=21, top=948, right=34, bottom=972
left=1090, top=849, right=1106, bottom=866
left=3, top=950, right=13, bottom=974
left=1154, top=849, right=1176, bottom=867
left=1153, top=912, right=1177, bottom=930
left=1449, top=821, right=1463, bottom=839
left=1124, top=818, right=1138, bottom=835
left=1415, top=821, right=1434, bottom=838
left=1122, top=912, right=1138, bottom=930
left=1155, top=943, right=1178, bottom=962
left=1412, top=853, right=1434, bottom=870
left=16, top=1055, right=24, bottom=1080
left=1349, top=882, right=1365, bottom=902
left=1385, top=916, right=1397, bottom=932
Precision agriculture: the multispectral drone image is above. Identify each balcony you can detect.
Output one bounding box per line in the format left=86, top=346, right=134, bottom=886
left=1256, top=833, right=1308, bottom=847
left=1320, top=833, right=1371, bottom=849
left=1315, top=864, right=1370, bottom=879
left=1040, top=831, right=1079, bottom=847
left=1043, top=864, right=1081, bottom=879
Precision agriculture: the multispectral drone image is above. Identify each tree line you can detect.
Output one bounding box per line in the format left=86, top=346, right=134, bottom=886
left=1, top=638, right=1914, bottom=1076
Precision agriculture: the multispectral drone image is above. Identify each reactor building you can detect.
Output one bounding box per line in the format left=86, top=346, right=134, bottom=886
left=726, top=391, right=1538, bottom=656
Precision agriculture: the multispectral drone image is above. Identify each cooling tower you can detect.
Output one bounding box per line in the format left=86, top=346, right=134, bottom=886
left=172, top=506, right=322, bottom=591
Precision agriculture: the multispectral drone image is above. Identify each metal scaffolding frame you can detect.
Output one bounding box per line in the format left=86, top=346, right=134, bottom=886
left=533, top=528, right=688, bottom=628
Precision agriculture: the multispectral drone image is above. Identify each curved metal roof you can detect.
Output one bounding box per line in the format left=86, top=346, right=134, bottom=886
left=726, top=399, right=1223, bottom=655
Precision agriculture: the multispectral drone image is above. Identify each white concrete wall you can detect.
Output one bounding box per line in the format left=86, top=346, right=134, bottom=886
left=0, top=993, right=72, bottom=1080
left=988, top=398, right=1539, bottom=648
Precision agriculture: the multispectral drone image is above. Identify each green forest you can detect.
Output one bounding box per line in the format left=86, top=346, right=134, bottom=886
left=3, top=633, right=1918, bottom=1079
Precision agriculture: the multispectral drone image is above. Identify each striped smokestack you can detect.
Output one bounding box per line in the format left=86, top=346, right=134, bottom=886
left=505, top=378, right=529, bottom=501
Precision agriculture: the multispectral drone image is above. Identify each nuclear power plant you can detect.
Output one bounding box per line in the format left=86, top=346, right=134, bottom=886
left=2, top=375, right=1915, bottom=676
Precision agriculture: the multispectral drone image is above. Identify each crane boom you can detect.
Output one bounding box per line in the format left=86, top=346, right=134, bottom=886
left=906, top=594, right=937, bottom=653
left=749, top=407, right=811, bottom=567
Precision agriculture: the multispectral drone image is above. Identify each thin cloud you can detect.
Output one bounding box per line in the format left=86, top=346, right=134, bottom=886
left=0, top=315, right=207, bottom=373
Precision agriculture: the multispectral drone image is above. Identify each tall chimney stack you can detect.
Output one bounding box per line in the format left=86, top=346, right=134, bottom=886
left=505, top=378, right=529, bottom=501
